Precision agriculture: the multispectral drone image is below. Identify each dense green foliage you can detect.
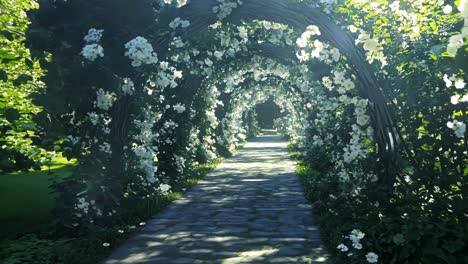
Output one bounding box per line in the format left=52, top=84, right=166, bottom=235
left=0, top=0, right=51, bottom=172
left=293, top=151, right=466, bottom=264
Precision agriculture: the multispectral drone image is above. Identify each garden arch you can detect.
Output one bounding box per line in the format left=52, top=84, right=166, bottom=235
left=26, top=0, right=404, bottom=226
left=154, top=0, right=401, bottom=187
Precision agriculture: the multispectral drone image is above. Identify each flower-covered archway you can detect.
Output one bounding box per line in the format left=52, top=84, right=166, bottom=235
left=28, top=0, right=392, bottom=223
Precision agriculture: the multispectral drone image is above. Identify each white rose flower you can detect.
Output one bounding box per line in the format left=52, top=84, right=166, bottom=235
left=363, top=39, right=379, bottom=52
left=173, top=103, right=186, bottom=113
left=83, top=28, right=104, bottom=43
left=96, top=89, right=116, bottom=110
left=337, top=243, right=349, bottom=252
left=81, top=44, right=104, bottom=61
left=454, top=79, right=466, bottom=89
left=443, top=5, right=453, bottom=14
left=366, top=252, right=379, bottom=263
left=451, top=94, right=460, bottom=105
left=124, top=36, right=158, bottom=67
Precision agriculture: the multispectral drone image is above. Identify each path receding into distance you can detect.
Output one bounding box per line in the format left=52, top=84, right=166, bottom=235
left=105, top=131, right=329, bottom=264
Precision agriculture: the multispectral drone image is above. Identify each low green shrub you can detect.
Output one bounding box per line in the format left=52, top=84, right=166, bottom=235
left=294, top=154, right=467, bottom=264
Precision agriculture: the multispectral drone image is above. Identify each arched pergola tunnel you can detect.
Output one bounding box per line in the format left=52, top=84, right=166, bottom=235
left=158, top=0, right=402, bottom=189
left=25, top=0, right=403, bottom=227
left=166, top=0, right=401, bottom=157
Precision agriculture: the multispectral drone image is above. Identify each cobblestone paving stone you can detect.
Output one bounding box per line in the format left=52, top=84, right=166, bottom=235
left=105, top=131, right=329, bottom=264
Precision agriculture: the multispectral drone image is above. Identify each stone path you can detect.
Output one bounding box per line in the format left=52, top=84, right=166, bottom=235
left=105, top=131, right=329, bottom=264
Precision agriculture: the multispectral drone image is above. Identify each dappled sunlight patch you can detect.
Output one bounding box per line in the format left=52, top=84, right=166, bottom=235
left=238, top=247, right=279, bottom=258
left=240, top=179, right=269, bottom=182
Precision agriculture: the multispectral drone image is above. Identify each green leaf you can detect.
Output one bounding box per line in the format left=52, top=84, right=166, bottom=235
left=0, top=68, right=7, bottom=81
left=430, top=45, right=445, bottom=56
left=392, top=233, right=405, bottom=245
left=0, top=50, right=19, bottom=59
left=380, top=15, right=388, bottom=24
left=5, top=108, right=21, bottom=122
left=441, top=239, right=464, bottom=254
left=0, top=30, right=14, bottom=41
left=25, top=59, right=34, bottom=69
left=12, top=74, right=33, bottom=86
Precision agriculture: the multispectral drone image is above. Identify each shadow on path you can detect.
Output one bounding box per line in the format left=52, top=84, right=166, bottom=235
left=104, top=131, right=329, bottom=264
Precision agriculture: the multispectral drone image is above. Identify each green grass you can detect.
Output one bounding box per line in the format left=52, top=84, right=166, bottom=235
left=0, top=156, right=77, bottom=237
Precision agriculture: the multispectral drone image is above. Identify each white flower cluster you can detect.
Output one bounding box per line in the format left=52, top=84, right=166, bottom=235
left=446, top=0, right=468, bottom=56
left=65, top=135, right=80, bottom=147
left=296, top=26, right=322, bottom=61
left=81, top=44, right=104, bottom=61
left=171, top=37, right=185, bottom=48
left=169, top=17, right=190, bottom=29
left=214, top=50, right=224, bottom=60
left=84, top=111, right=111, bottom=135
left=295, top=26, right=343, bottom=64
left=205, top=108, right=218, bottom=128
left=159, top=120, right=178, bottom=142
left=87, top=112, right=99, bottom=125
left=321, top=69, right=373, bottom=167
left=96, top=88, right=116, bottom=110
left=337, top=229, right=378, bottom=263
left=174, top=154, right=186, bottom=173
left=343, top=130, right=369, bottom=164
left=447, top=120, right=466, bottom=138
left=205, top=58, right=214, bottom=67
left=121, top=78, right=135, bottom=96
left=157, top=183, right=171, bottom=195
left=153, top=61, right=182, bottom=90
left=443, top=74, right=467, bottom=138
left=238, top=26, right=248, bottom=41
left=212, top=0, right=243, bottom=20
left=173, top=103, right=186, bottom=113
left=83, top=28, right=104, bottom=43
left=81, top=28, right=104, bottom=61
left=75, top=197, right=90, bottom=216
left=307, top=64, right=374, bottom=184
left=355, top=31, right=387, bottom=67
left=161, top=0, right=187, bottom=8
left=164, top=120, right=178, bottom=129
left=444, top=74, right=468, bottom=105
left=95, top=89, right=116, bottom=112
left=444, top=74, right=466, bottom=89
left=348, top=229, right=365, bottom=249
left=124, top=36, right=158, bottom=67
left=337, top=243, right=349, bottom=252
left=132, top=110, right=159, bottom=184
left=296, top=25, right=321, bottom=48
left=450, top=93, right=468, bottom=105
left=133, top=144, right=157, bottom=183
